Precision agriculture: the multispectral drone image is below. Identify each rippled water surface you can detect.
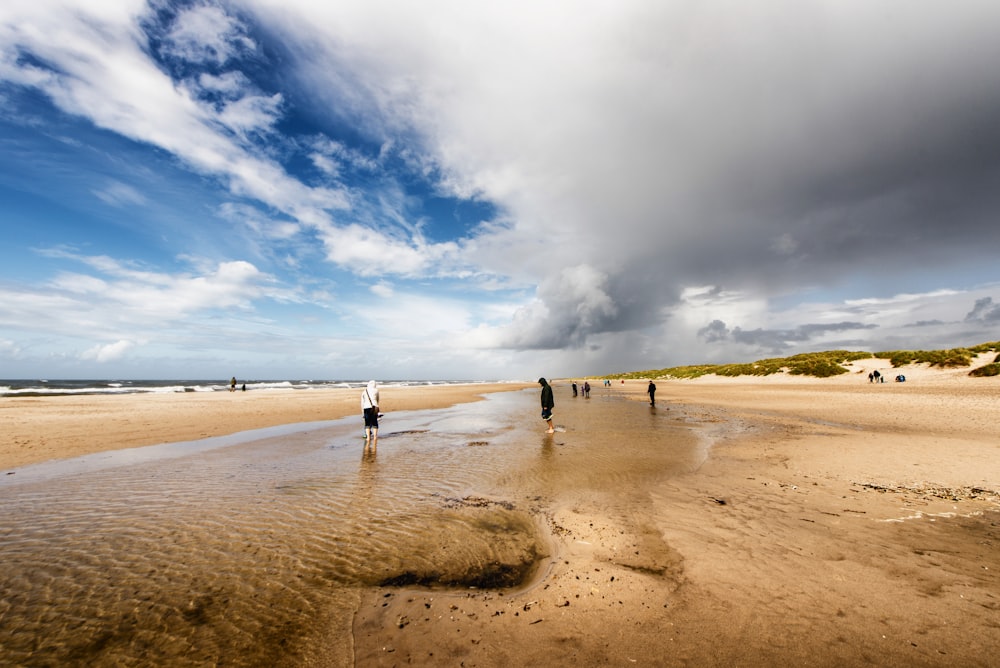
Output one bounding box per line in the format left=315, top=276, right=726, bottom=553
left=0, top=388, right=702, bottom=666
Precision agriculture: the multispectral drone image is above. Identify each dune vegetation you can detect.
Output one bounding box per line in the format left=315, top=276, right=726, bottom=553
left=605, top=342, right=1000, bottom=380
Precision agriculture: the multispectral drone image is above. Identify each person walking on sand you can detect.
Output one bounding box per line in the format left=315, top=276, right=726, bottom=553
left=230, top=376, right=237, bottom=392
left=538, top=377, right=555, bottom=434
left=362, top=380, right=380, bottom=449
left=647, top=380, right=656, bottom=407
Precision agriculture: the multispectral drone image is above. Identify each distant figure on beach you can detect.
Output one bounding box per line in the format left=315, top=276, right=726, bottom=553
left=873, top=370, right=882, bottom=384
left=572, top=381, right=578, bottom=397
left=230, top=376, right=236, bottom=392
left=538, top=377, right=555, bottom=434
left=241, top=383, right=246, bottom=392
left=583, top=381, right=591, bottom=398
left=868, top=372, right=874, bottom=383
left=362, top=380, right=380, bottom=448
left=647, top=380, right=656, bottom=407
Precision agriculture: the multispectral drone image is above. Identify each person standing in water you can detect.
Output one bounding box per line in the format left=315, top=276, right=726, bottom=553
left=538, top=377, right=555, bottom=434
left=647, top=380, right=656, bottom=407
left=361, top=380, right=380, bottom=449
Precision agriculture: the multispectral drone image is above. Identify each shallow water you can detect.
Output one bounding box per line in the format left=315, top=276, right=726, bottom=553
left=0, top=388, right=703, bottom=666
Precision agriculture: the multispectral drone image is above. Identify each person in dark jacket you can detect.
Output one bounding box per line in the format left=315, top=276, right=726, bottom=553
left=538, top=377, right=555, bottom=434
left=647, top=380, right=656, bottom=407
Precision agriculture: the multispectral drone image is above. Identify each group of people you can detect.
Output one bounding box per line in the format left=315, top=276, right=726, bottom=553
left=868, top=370, right=907, bottom=383
left=360, top=377, right=659, bottom=446
left=537, top=377, right=659, bottom=434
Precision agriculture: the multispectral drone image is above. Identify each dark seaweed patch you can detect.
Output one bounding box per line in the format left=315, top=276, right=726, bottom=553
left=376, top=550, right=541, bottom=589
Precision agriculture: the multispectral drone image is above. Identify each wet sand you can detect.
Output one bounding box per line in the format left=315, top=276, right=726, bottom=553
left=3, top=364, right=1000, bottom=666
left=0, top=385, right=699, bottom=666
left=0, top=382, right=531, bottom=470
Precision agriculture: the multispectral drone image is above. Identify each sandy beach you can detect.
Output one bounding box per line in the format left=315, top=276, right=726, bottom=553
left=353, top=361, right=1000, bottom=666
left=2, top=362, right=999, bottom=666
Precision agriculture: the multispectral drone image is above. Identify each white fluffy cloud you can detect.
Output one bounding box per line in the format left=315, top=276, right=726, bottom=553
left=0, top=0, right=431, bottom=279
left=161, top=3, right=254, bottom=65
left=7, top=250, right=281, bottom=331
left=82, top=339, right=135, bottom=363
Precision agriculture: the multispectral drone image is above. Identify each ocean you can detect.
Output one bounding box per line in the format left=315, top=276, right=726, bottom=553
left=0, top=378, right=502, bottom=398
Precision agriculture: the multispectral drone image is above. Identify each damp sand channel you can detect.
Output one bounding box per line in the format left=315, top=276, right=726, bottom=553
left=0, top=387, right=701, bottom=666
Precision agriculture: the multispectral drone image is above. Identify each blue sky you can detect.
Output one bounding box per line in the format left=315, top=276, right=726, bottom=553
left=2, top=0, right=1000, bottom=381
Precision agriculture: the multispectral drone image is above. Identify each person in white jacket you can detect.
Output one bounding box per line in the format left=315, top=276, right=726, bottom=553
left=361, top=380, right=380, bottom=448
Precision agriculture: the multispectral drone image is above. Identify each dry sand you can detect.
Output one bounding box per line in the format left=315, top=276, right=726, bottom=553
left=3, top=361, right=999, bottom=666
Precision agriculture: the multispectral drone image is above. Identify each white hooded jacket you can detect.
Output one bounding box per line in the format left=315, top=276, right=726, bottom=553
left=361, top=380, right=379, bottom=410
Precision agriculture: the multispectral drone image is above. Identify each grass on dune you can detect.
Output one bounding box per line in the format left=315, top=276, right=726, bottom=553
left=604, top=342, right=1000, bottom=380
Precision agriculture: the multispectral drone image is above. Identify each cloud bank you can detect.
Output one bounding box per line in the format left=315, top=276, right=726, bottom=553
left=1, top=1, right=999, bottom=379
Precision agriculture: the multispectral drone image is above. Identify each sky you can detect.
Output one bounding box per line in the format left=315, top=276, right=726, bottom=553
left=2, top=0, right=1000, bottom=381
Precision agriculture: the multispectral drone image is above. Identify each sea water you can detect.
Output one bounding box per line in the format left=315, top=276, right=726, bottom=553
left=0, top=379, right=508, bottom=397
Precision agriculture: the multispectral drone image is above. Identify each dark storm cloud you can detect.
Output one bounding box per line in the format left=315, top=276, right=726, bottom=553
left=965, top=297, right=1000, bottom=324
left=517, top=2, right=1000, bottom=348
left=698, top=320, right=876, bottom=355
left=698, top=320, right=729, bottom=344
left=229, top=1, right=1000, bottom=365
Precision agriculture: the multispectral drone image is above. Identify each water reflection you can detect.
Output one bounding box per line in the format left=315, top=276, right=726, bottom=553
left=354, top=446, right=380, bottom=516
